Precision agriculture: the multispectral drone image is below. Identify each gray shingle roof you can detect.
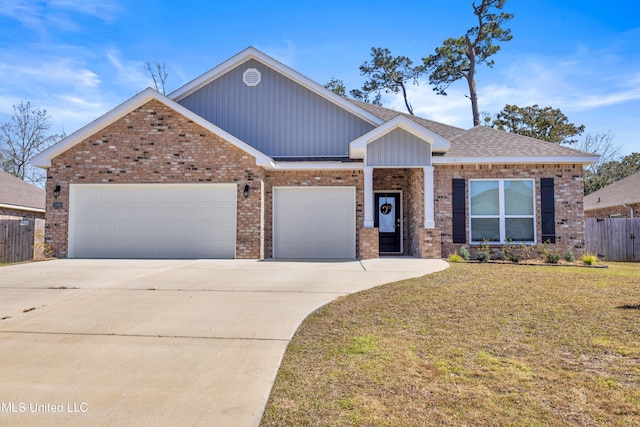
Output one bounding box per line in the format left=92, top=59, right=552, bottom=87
left=0, top=171, right=46, bottom=211
left=348, top=99, right=598, bottom=161
left=584, top=171, right=640, bottom=210
left=348, top=99, right=466, bottom=141
left=446, top=125, right=596, bottom=159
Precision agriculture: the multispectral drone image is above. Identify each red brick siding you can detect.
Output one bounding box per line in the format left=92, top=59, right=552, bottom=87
left=45, top=100, right=265, bottom=258
left=435, top=163, right=587, bottom=257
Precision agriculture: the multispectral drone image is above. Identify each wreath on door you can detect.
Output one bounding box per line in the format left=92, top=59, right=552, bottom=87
left=380, top=195, right=392, bottom=215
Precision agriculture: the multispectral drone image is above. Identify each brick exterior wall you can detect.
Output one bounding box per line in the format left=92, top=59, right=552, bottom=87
left=0, top=207, right=45, bottom=219
left=264, top=170, right=364, bottom=258
left=434, top=163, right=587, bottom=257
left=359, top=227, right=379, bottom=259
left=415, top=228, right=442, bottom=258
left=585, top=203, right=639, bottom=219
left=45, top=100, right=265, bottom=258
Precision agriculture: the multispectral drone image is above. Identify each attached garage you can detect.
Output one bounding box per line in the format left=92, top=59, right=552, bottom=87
left=273, top=187, right=356, bottom=259
left=68, top=183, right=237, bottom=258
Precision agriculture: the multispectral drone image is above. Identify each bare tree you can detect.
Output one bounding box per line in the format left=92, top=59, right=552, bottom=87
left=145, top=62, right=169, bottom=95
left=0, top=101, right=63, bottom=185
left=576, top=131, right=621, bottom=174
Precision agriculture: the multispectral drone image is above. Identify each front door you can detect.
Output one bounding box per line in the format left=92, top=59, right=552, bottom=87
left=375, top=193, right=401, bottom=253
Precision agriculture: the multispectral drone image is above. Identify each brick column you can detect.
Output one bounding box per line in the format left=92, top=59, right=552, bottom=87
left=359, top=227, right=379, bottom=259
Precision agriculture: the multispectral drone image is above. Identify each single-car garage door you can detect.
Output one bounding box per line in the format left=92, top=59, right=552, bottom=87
left=273, top=187, right=356, bottom=259
left=68, top=183, right=236, bottom=258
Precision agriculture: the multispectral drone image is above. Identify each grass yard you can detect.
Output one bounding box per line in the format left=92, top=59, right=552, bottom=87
left=261, top=262, right=640, bottom=426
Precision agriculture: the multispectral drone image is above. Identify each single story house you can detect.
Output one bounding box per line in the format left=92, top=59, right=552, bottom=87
left=584, top=171, right=640, bottom=218
left=31, top=47, right=599, bottom=259
left=0, top=170, right=45, bottom=219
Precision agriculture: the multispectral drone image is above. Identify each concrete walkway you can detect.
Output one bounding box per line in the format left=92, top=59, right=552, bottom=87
left=0, top=258, right=448, bottom=426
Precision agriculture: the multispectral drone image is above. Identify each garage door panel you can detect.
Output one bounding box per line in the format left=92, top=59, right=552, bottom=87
left=273, top=187, right=355, bottom=259
left=69, top=184, right=237, bottom=259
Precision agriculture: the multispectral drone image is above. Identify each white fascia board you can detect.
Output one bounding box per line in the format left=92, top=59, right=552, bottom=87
left=0, top=203, right=45, bottom=213
left=432, top=155, right=601, bottom=165
left=168, top=47, right=383, bottom=126
left=30, top=88, right=274, bottom=169
left=585, top=199, right=640, bottom=211
left=349, top=115, right=450, bottom=159
left=272, top=161, right=363, bottom=171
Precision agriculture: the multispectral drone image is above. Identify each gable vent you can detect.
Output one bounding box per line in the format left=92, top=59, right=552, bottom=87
left=243, top=68, right=261, bottom=87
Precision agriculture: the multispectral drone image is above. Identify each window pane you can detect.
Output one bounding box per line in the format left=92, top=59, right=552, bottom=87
left=505, top=218, right=534, bottom=241
left=505, top=180, right=533, bottom=215
left=471, top=218, right=500, bottom=241
left=470, top=181, right=499, bottom=215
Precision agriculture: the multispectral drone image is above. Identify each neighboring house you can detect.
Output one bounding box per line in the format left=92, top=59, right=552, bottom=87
left=31, top=47, right=599, bottom=260
left=0, top=170, right=45, bottom=219
left=584, top=171, right=640, bottom=218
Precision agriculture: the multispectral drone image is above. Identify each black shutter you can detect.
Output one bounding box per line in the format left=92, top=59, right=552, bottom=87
left=452, top=179, right=466, bottom=244
left=540, top=178, right=556, bottom=243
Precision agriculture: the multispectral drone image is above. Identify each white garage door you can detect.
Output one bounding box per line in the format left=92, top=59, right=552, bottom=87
left=69, top=183, right=236, bottom=258
left=273, top=187, right=356, bottom=259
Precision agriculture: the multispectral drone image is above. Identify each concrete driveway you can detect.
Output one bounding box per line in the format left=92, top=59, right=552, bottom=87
left=0, top=258, right=448, bottom=426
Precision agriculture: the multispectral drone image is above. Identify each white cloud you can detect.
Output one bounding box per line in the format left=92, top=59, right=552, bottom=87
left=106, top=49, right=155, bottom=90
left=0, top=57, right=100, bottom=88
left=0, top=0, right=121, bottom=33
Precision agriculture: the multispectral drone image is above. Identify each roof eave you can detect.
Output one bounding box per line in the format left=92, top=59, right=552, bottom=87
left=584, top=199, right=640, bottom=211
left=432, top=155, right=601, bottom=165
left=0, top=203, right=45, bottom=213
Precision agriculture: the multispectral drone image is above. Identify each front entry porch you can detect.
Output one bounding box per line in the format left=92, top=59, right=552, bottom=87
left=359, top=168, right=441, bottom=259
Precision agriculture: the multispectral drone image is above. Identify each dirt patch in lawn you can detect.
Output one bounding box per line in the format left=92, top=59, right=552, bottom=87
left=261, top=262, right=640, bottom=426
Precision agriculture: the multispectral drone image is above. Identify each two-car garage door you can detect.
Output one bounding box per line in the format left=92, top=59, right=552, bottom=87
left=273, top=187, right=355, bottom=259
left=69, top=184, right=236, bottom=258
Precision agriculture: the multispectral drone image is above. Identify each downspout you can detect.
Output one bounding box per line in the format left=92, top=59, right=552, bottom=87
left=623, top=203, right=634, bottom=219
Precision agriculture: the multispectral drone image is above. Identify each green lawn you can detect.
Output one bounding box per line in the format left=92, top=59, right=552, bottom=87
left=261, top=262, right=640, bottom=426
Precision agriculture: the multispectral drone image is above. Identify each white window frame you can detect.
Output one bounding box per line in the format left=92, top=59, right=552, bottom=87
left=469, top=179, right=536, bottom=244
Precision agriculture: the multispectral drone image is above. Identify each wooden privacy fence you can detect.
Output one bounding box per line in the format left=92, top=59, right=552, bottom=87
left=0, top=218, right=45, bottom=263
left=585, top=218, right=640, bottom=262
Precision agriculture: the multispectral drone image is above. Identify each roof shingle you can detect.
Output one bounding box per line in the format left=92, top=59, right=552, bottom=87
left=348, top=99, right=598, bottom=161
left=584, top=171, right=640, bottom=210
left=0, top=171, right=46, bottom=210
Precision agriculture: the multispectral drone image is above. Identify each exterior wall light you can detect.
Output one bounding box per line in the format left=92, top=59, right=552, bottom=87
left=53, top=185, right=61, bottom=198
left=244, top=184, right=249, bottom=199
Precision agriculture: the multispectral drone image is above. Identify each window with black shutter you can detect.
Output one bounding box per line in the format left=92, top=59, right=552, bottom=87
left=452, top=179, right=466, bottom=244
left=540, top=178, right=556, bottom=243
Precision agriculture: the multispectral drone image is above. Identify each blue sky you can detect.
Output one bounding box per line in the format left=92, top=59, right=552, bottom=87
left=1, top=0, right=639, bottom=155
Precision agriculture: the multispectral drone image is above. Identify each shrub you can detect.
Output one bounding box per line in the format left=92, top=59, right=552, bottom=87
left=476, top=240, right=491, bottom=262
left=459, top=246, right=471, bottom=261
left=448, top=252, right=463, bottom=262
left=564, top=247, right=576, bottom=262
left=538, top=241, right=561, bottom=264
left=582, top=253, right=598, bottom=265
left=502, top=241, right=528, bottom=263
left=545, top=250, right=561, bottom=264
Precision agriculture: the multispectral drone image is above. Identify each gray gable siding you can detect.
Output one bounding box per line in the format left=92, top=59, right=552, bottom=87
left=366, top=128, right=432, bottom=167
left=178, top=59, right=375, bottom=157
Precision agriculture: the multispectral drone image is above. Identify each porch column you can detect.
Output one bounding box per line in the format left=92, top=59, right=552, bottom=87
left=364, top=166, right=374, bottom=228
left=423, top=166, right=435, bottom=228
